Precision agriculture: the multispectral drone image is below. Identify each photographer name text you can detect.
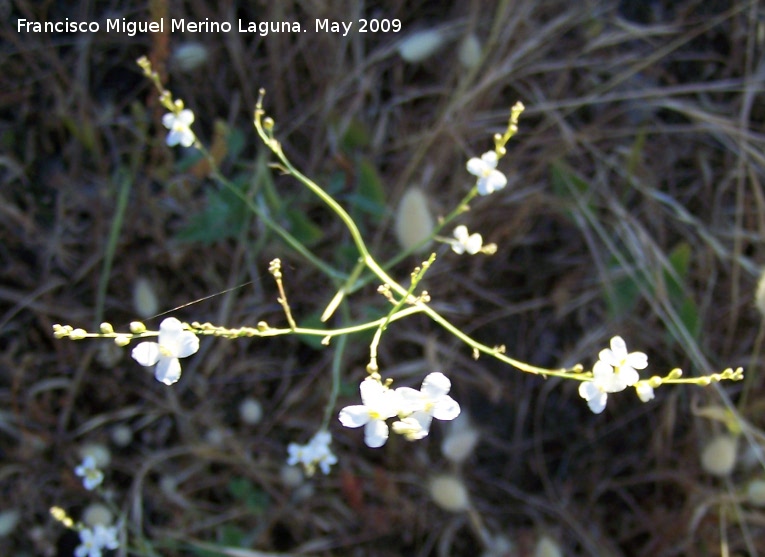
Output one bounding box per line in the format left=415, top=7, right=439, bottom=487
left=17, top=17, right=402, bottom=37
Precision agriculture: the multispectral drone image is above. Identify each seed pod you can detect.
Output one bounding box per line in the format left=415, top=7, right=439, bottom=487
left=394, top=187, right=434, bottom=253
left=397, top=30, right=445, bottom=63
left=700, top=434, right=738, bottom=477
left=428, top=474, right=469, bottom=512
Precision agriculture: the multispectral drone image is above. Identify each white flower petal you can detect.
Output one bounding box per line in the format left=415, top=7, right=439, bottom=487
left=626, top=351, right=648, bottom=370
left=598, top=348, right=619, bottom=367
left=155, top=357, right=182, bottom=385
left=616, top=366, right=639, bottom=389
left=465, top=233, right=483, bottom=254
left=131, top=342, right=160, bottom=367
left=396, top=387, right=424, bottom=414
left=610, top=336, right=628, bottom=358
left=587, top=393, right=608, bottom=414
left=433, top=396, right=461, bottom=421
left=175, top=331, right=200, bottom=358
left=466, top=157, right=485, bottom=176
left=480, top=151, right=498, bottom=168
left=359, top=377, right=385, bottom=405
left=592, top=360, right=614, bottom=383
left=364, top=419, right=389, bottom=448
left=178, top=109, right=195, bottom=125
left=338, top=405, right=370, bottom=428
left=453, top=225, right=468, bottom=242
left=579, top=382, right=607, bottom=413
left=162, top=113, right=175, bottom=129
left=421, top=372, right=451, bottom=399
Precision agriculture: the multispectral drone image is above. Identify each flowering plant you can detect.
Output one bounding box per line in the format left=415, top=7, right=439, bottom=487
left=48, top=54, right=745, bottom=555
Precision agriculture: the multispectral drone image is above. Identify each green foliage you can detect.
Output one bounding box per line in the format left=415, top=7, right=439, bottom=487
left=176, top=177, right=251, bottom=244
left=604, top=241, right=700, bottom=341
left=227, top=477, right=269, bottom=513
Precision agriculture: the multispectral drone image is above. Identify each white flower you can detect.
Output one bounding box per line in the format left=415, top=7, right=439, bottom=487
left=131, top=317, right=199, bottom=385
left=75, top=456, right=103, bottom=491
left=466, top=151, right=507, bottom=195
left=287, top=430, right=338, bottom=476
left=451, top=225, right=483, bottom=255
left=162, top=109, right=195, bottom=147
left=339, top=377, right=402, bottom=448
left=75, top=524, right=119, bottom=557
left=579, top=336, right=649, bottom=414
left=636, top=382, right=655, bottom=402
left=392, top=372, right=461, bottom=440
left=596, top=336, right=647, bottom=392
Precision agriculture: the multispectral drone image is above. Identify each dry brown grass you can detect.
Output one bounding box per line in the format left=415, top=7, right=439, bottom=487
left=2, top=0, right=765, bottom=555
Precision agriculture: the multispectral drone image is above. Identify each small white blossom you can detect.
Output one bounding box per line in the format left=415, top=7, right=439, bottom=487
left=162, top=109, right=195, bottom=147
left=393, top=372, right=461, bottom=440
left=451, top=225, right=483, bottom=255
left=75, top=456, right=103, bottom=491
left=75, top=524, right=119, bottom=557
left=131, top=317, right=199, bottom=385
left=287, top=430, right=338, bottom=476
left=579, top=336, right=649, bottom=414
left=636, top=382, right=655, bottom=402
left=466, top=151, right=507, bottom=195
left=339, top=377, right=402, bottom=448
left=597, top=336, right=648, bottom=392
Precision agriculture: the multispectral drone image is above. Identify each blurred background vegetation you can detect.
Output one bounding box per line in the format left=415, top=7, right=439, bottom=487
left=2, top=0, right=765, bottom=555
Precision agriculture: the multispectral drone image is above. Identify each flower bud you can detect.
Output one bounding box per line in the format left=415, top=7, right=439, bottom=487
left=114, top=335, right=130, bottom=347
left=70, top=328, right=87, bottom=340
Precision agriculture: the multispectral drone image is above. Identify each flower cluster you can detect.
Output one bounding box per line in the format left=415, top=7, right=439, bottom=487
left=339, top=372, right=460, bottom=447
left=131, top=317, right=200, bottom=385
left=578, top=336, right=649, bottom=414
left=287, top=430, right=338, bottom=476
left=74, top=456, right=103, bottom=491
left=75, top=524, right=119, bottom=557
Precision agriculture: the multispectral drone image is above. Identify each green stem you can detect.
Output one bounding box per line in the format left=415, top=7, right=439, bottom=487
left=94, top=170, right=131, bottom=327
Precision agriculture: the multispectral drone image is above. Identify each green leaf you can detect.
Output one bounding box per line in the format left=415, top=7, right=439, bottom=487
left=285, top=208, right=324, bottom=246
left=606, top=274, right=641, bottom=319
left=678, top=296, right=701, bottom=340
left=176, top=182, right=250, bottom=244
left=550, top=161, right=590, bottom=199
left=665, top=241, right=691, bottom=301
left=227, top=477, right=269, bottom=513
